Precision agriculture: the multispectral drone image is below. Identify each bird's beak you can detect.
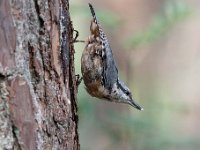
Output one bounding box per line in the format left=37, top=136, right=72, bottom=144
left=128, top=98, right=143, bottom=110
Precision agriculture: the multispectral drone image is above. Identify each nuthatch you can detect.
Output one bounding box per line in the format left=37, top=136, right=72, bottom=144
left=81, top=3, right=143, bottom=110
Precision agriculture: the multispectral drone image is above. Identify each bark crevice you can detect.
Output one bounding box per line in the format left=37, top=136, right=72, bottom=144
left=0, top=0, right=79, bottom=149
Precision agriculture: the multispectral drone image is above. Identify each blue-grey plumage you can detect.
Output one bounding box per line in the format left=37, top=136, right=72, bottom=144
left=81, top=3, right=143, bottom=110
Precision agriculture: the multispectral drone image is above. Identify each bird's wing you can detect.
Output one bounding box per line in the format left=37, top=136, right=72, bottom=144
left=102, top=44, right=118, bottom=91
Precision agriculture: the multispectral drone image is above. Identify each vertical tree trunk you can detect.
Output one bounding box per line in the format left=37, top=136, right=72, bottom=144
left=0, top=0, right=79, bottom=149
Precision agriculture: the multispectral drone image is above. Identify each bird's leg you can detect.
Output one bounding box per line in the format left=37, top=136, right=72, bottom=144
left=72, top=29, right=85, bottom=43
left=75, top=74, right=83, bottom=87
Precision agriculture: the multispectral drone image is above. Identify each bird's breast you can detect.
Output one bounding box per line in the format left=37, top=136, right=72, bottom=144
left=81, top=42, right=106, bottom=98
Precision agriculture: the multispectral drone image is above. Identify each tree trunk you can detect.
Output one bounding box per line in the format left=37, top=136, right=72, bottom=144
left=0, top=0, right=79, bottom=149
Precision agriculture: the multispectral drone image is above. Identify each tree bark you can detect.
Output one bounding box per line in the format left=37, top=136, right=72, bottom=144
left=0, top=0, right=79, bottom=149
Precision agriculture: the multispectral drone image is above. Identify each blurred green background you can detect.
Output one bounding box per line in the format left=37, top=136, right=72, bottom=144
left=71, top=0, right=200, bottom=150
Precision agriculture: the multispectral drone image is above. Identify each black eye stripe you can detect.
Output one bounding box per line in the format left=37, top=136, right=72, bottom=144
left=117, top=81, right=128, bottom=95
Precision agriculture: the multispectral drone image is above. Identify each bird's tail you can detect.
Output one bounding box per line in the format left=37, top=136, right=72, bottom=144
left=88, top=3, right=98, bottom=24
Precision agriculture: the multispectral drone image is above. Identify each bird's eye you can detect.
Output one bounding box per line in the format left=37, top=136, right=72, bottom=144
left=126, top=91, right=130, bottom=95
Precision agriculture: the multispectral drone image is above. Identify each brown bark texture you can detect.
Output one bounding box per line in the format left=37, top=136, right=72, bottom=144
left=0, top=0, right=79, bottom=149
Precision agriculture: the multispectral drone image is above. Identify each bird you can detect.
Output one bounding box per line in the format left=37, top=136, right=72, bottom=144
left=81, top=3, right=143, bottom=110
